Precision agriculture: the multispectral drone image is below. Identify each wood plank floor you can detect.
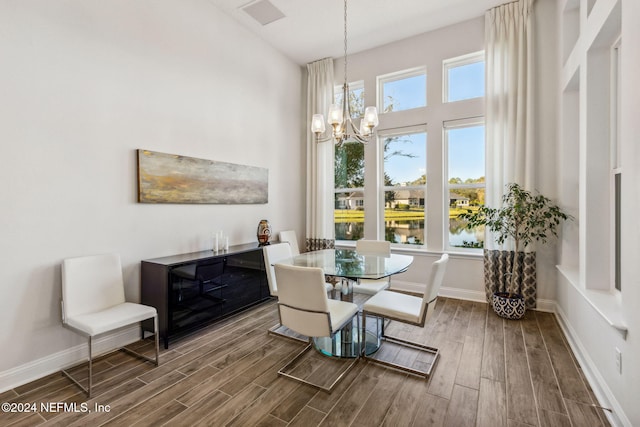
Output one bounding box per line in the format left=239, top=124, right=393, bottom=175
left=0, top=297, right=611, bottom=427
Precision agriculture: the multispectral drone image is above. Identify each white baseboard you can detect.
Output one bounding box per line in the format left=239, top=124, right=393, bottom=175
left=391, top=280, right=555, bottom=312
left=0, top=326, right=141, bottom=393
left=553, top=304, right=629, bottom=427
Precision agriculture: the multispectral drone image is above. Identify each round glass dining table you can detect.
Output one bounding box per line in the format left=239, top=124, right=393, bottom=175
left=281, top=248, right=414, bottom=358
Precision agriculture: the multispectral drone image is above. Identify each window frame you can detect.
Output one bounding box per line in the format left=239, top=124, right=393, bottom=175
left=377, top=66, right=427, bottom=114
left=443, top=51, right=485, bottom=103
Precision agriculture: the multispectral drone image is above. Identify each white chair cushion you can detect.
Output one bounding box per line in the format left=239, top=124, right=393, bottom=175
left=353, top=278, right=390, bottom=295
left=66, top=302, right=156, bottom=336
left=278, top=299, right=357, bottom=337
left=363, top=290, right=422, bottom=324
left=327, top=299, right=359, bottom=332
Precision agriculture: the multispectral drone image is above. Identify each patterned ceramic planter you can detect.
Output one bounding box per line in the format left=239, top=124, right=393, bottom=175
left=492, top=292, right=526, bottom=320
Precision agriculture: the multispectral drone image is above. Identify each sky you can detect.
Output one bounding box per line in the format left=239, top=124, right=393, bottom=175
left=384, top=126, right=485, bottom=185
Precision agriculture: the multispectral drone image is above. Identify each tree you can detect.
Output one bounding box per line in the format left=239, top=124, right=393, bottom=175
left=334, top=93, right=416, bottom=209
left=335, top=143, right=364, bottom=188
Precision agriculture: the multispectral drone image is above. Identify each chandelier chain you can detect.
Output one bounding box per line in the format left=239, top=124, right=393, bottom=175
left=310, top=0, right=378, bottom=145
left=343, top=0, right=348, bottom=85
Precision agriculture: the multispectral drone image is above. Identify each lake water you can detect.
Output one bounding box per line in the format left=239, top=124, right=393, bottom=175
left=336, top=219, right=484, bottom=248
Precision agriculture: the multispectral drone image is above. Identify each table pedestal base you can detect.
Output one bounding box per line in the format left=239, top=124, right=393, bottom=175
left=312, top=315, right=382, bottom=358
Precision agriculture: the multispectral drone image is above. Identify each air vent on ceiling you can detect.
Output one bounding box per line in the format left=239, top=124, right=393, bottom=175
left=242, top=0, right=285, bottom=26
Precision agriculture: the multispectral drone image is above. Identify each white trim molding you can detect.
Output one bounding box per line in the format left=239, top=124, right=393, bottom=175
left=554, top=302, right=629, bottom=427
left=0, top=326, right=140, bottom=393
left=391, top=279, right=555, bottom=312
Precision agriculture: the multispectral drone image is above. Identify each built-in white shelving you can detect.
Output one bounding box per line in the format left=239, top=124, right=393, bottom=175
left=558, top=0, right=622, bottom=324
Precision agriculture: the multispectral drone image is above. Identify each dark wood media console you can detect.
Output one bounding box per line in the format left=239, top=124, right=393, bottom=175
left=141, top=243, right=271, bottom=348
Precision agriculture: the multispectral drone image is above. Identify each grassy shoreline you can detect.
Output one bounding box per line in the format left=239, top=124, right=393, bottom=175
left=334, top=206, right=481, bottom=223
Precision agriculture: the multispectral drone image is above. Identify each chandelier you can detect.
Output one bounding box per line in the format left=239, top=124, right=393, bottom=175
left=310, top=0, right=379, bottom=146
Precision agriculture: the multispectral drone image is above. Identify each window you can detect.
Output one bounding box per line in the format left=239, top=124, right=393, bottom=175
left=381, top=128, right=427, bottom=245
left=611, top=38, right=621, bottom=291
left=445, top=119, right=485, bottom=249
left=377, top=67, right=426, bottom=113
left=444, top=52, right=485, bottom=102
left=333, top=50, right=485, bottom=253
left=335, top=140, right=365, bottom=242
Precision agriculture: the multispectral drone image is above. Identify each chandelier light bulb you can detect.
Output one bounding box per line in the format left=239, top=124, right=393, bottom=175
left=364, top=106, right=379, bottom=127
left=327, top=104, right=343, bottom=125
left=311, top=114, right=326, bottom=134
left=359, top=119, right=371, bottom=136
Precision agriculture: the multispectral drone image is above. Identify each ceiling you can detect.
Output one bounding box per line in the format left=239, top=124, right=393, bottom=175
left=207, top=0, right=507, bottom=65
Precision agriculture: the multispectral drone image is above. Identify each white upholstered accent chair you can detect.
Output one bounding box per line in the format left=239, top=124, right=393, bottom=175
left=275, top=263, right=360, bottom=392
left=362, top=253, right=448, bottom=378
left=61, top=253, right=159, bottom=397
left=279, top=230, right=300, bottom=256
left=353, top=239, right=392, bottom=295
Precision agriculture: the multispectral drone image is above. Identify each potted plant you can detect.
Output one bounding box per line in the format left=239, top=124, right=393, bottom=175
left=459, top=183, right=571, bottom=319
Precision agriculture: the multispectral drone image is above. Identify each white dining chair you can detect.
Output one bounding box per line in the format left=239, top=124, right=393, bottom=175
left=264, top=242, right=335, bottom=296
left=279, top=230, right=300, bottom=256
left=353, top=239, right=392, bottom=295
left=361, top=253, right=448, bottom=378
left=264, top=243, right=335, bottom=342
left=61, top=253, right=159, bottom=397
left=275, top=263, right=360, bottom=393
left=263, top=243, right=294, bottom=299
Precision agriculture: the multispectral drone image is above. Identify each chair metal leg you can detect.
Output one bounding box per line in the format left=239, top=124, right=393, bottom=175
left=120, top=318, right=162, bottom=366
left=361, top=312, right=439, bottom=379
left=88, top=336, right=93, bottom=397
left=267, top=323, right=308, bottom=344
left=154, top=315, right=160, bottom=366
left=277, top=338, right=359, bottom=393
left=61, top=335, right=93, bottom=397
left=62, top=317, right=160, bottom=398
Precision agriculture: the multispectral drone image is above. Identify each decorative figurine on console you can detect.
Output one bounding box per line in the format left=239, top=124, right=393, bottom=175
left=257, top=219, right=272, bottom=246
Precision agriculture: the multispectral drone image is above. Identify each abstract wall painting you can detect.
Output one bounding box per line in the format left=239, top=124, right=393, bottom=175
left=137, top=150, right=268, bottom=204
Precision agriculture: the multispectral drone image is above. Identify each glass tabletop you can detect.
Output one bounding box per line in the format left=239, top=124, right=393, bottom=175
left=284, top=248, right=413, bottom=280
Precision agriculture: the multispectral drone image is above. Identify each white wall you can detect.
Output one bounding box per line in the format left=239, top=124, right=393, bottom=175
left=619, top=2, right=640, bottom=425
left=555, top=0, right=639, bottom=425
left=0, top=0, right=303, bottom=387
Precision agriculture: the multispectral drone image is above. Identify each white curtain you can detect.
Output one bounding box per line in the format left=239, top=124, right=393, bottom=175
left=484, top=0, right=537, bottom=307
left=485, top=0, right=536, bottom=251
left=305, top=58, right=335, bottom=251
